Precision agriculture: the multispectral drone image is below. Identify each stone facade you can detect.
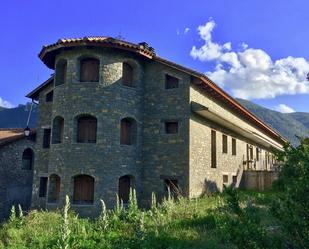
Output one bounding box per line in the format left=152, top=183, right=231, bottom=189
left=22, top=37, right=285, bottom=217
left=0, top=137, right=35, bottom=220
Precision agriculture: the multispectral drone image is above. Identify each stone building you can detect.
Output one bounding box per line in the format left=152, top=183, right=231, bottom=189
left=0, top=129, right=35, bottom=220
left=5, top=37, right=286, bottom=217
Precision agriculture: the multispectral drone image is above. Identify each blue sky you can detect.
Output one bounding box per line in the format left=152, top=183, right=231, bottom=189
left=1, top=0, right=309, bottom=112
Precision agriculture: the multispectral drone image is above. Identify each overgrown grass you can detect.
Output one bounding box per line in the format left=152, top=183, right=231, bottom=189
left=0, top=189, right=284, bottom=249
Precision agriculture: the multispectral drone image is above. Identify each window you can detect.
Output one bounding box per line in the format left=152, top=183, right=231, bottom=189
left=222, top=134, right=228, bottom=154
left=46, top=90, right=54, bottom=102
left=73, top=175, right=94, bottom=205
left=223, top=175, right=228, bottom=183
left=165, top=121, right=178, bottom=134
left=80, top=58, right=100, bottom=82
left=211, top=130, right=217, bottom=168
left=55, top=60, right=67, bottom=86
left=118, top=175, right=134, bottom=204
left=120, top=118, right=137, bottom=145
left=52, top=116, right=64, bottom=144
left=77, top=116, right=97, bottom=143
left=232, top=138, right=237, bottom=155
left=165, top=74, right=179, bottom=89
left=43, top=128, right=51, bottom=148
left=122, top=63, right=134, bottom=87
left=256, top=147, right=260, bottom=161
left=164, top=179, right=180, bottom=197
left=39, top=177, right=48, bottom=197
left=22, top=148, right=34, bottom=170
left=250, top=146, right=254, bottom=160
left=48, top=174, right=60, bottom=203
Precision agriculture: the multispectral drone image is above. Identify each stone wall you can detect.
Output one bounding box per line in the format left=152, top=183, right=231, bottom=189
left=240, top=170, right=279, bottom=190
left=0, top=138, right=35, bottom=220
left=189, top=85, right=277, bottom=196
left=141, top=61, right=191, bottom=205
left=32, top=47, right=145, bottom=216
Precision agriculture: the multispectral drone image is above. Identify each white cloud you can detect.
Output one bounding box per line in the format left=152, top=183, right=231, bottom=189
left=0, top=97, right=13, bottom=108
left=184, top=28, right=190, bottom=34
left=275, top=104, right=295, bottom=113
left=190, top=20, right=309, bottom=99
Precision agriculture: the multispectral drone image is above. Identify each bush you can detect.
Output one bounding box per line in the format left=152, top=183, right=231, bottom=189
left=271, top=138, right=309, bottom=248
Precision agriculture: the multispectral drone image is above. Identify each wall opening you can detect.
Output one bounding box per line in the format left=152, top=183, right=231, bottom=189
left=52, top=116, right=64, bottom=144
left=118, top=175, right=134, bottom=204
left=22, top=148, right=34, bottom=170
left=48, top=174, right=60, bottom=203
left=73, top=175, right=94, bottom=205
left=77, top=115, right=97, bottom=143
left=80, top=58, right=99, bottom=82
left=120, top=117, right=137, bottom=145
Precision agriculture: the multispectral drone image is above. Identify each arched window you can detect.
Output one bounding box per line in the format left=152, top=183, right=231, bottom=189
left=55, top=59, right=67, bottom=86
left=122, top=63, right=134, bottom=87
left=118, top=175, right=134, bottom=204
left=120, top=118, right=137, bottom=145
left=52, top=116, right=64, bottom=144
left=73, top=175, right=94, bottom=204
left=80, top=58, right=100, bottom=82
left=22, top=148, right=34, bottom=170
left=48, top=174, right=60, bottom=203
left=77, top=115, right=97, bottom=143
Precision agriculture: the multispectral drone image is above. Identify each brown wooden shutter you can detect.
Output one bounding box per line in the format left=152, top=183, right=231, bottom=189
left=73, top=175, right=94, bottom=204
left=211, top=130, right=217, bottom=168
left=122, top=63, right=133, bottom=87
left=78, top=117, right=97, bottom=143
left=80, top=59, right=99, bottom=82
left=121, top=119, right=132, bottom=145
left=222, top=134, right=228, bottom=153
left=232, top=138, right=236, bottom=155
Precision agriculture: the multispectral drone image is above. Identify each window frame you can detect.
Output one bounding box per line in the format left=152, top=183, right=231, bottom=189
left=222, top=134, right=228, bottom=154
left=164, top=121, right=179, bottom=134
left=165, top=74, right=179, bottom=89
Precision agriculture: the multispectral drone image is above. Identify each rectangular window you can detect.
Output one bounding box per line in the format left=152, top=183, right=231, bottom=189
left=39, top=177, right=48, bottom=197
left=223, top=175, right=228, bottom=183
left=211, top=130, right=217, bottom=168
left=165, top=121, right=178, bottom=134
left=43, top=129, right=51, bottom=148
left=45, top=90, right=54, bottom=102
left=165, top=74, right=179, bottom=89
left=256, top=147, right=260, bottom=161
left=232, top=138, right=237, bottom=155
left=250, top=146, right=254, bottom=160
left=222, top=134, right=228, bottom=154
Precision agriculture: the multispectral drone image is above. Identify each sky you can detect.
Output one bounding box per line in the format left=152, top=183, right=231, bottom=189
left=1, top=0, right=309, bottom=112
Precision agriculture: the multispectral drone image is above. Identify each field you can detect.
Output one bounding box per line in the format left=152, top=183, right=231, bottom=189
left=0, top=189, right=283, bottom=249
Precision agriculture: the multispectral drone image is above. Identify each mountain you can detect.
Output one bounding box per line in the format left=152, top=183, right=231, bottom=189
left=236, top=98, right=309, bottom=146
left=0, top=103, right=37, bottom=128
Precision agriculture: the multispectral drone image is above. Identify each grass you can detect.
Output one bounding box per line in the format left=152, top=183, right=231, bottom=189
left=0, top=190, right=283, bottom=249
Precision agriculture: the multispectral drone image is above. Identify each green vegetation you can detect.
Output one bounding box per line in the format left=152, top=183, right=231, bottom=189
left=0, top=189, right=283, bottom=249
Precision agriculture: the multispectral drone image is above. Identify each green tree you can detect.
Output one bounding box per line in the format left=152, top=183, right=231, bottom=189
left=272, top=138, right=309, bottom=248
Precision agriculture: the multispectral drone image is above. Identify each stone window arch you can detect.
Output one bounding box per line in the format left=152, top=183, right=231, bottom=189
left=118, top=175, right=135, bottom=204
left=55, top=59, right=67, bottom=86
left=79, top=58, right=100, bottom=82
left=52, top=116, right=64, bottom=144
left=48, top=174, right=60, bottom=203
left=120, top=117, right=137, bottom=145
left=76, top=115, right=97, bottom=143
left=22, top=148, right=34, bottom=170
left=73, top=175, right=94, bottom=205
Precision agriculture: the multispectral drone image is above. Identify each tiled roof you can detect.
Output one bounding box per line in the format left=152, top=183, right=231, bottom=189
left=39, top=37, right=155, bottom=68
left=0, top=129, right=24, bottom=146
left=0, top=129, right=36, bottom=147
left=34, top=36, right=287, bottom=145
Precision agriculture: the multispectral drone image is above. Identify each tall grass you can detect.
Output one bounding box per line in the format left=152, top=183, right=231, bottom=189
left=0, top=190, right=283, bottom=249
